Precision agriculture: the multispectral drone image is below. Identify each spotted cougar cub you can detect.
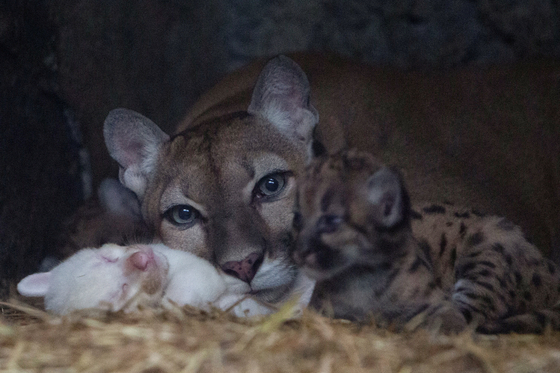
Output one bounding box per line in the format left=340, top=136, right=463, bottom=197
left=293, top=149, right=560, bottom=333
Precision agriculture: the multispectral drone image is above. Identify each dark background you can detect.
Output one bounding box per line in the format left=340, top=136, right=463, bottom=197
left=1, top=0, right=559, bottom=296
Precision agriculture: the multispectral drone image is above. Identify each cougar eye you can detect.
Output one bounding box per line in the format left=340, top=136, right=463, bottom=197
left=165, top=205, right=199, bottom=227
left=254, top=172, right=287, bottom=200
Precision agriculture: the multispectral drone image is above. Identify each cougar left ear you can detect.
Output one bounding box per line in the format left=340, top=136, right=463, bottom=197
left=248, top=55, right=319, bottom=147
left=367, top=167, right=406, bottom=228
left=104, top=109, right=170, bottom=198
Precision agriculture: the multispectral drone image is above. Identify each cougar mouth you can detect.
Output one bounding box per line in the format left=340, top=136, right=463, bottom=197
left=248, top=257, right=299, bottom=303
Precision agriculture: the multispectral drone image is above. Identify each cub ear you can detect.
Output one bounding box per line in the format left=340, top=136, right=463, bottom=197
left=103, top=109, right=170, bottom=198
left=17, top=272, right=52, bottom=297
left=98, top=178, right=142, bottom=220
left=248, top=55, right=319, bottom=147
left=366, top=167, right=407, bottom=228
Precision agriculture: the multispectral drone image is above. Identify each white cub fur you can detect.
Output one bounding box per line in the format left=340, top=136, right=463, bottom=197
left=17, top=244, right=266, bottom=316
left=18, top=243, right=313, bottom=317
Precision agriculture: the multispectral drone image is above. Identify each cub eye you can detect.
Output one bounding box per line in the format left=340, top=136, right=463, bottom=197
left=101, top=256, right=118, bottom=263
left=317, top=215, right=343, bottom=234
left=165, top=205, right=199, bottom=227
left=254, top=173, right=287, bottom=200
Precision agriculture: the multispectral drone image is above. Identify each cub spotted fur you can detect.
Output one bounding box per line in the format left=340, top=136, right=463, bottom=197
left=294, top=149, right=560, bottom=333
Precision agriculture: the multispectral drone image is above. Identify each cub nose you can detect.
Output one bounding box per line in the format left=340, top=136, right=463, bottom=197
left=221, top=252, right=263, bottom=283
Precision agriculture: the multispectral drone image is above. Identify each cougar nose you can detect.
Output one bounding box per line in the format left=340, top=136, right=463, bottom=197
left=221, top=252, right=263, bottom=283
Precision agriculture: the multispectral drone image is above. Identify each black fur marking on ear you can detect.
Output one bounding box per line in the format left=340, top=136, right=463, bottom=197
left=312, top=140, right=327, bottom=157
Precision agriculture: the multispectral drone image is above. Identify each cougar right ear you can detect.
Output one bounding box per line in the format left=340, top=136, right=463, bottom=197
left=103, top=109, right=170, bottom=198
left=248, top=55, right=319, bottom=150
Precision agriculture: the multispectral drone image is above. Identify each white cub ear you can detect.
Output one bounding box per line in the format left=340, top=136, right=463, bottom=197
left=248, top=55, right=319, bottom=145
left=103, top=109, right=170, bottom=198
left=17, top=272, right=52, bottom=297
left=367, top=167, right=405, bottom=228
left=98, top=178, right=142, bottom=220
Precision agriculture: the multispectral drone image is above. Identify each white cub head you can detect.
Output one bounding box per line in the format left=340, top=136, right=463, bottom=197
left=17, top=243, right=169, bottom=315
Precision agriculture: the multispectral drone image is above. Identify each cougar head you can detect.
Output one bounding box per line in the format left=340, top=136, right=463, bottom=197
left=103, top=56, right=319, bottom=302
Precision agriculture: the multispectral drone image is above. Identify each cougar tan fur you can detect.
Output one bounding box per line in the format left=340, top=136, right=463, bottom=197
left=103, top=53, right=560, bottom=304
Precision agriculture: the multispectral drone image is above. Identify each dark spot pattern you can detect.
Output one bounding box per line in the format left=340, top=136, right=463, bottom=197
left=467, top=251, right=483, bottom=258
left=459, top=222, right=467, bottom=239
left=514, top=272, right=522, bottom=286
left=456, top=262, right=476, bottom=278
left=422, top=204, right=446, bottom=214
left=478, top=269, right=491, bottom=277
left=450, top=247, right=457, bottom=266
left=454, top=211, right=470, bottom=219
left=478, top=261, right=497, bottom=269
left=410, top=210, right=423, bottom=220
left=532, top=273, right=542, bottom=287
left=439, top=233, right=447, bottom=256
left=473, top=280, right=495, bottom=291
left=465, top=231, right=485, bottom=247
left=505, top=255, right=513, bottom=266
left=492, top=243, right=505, bottom=255
left=462, top=309, right=473, bottom=323
left=497, top=277, right=507, bottom=288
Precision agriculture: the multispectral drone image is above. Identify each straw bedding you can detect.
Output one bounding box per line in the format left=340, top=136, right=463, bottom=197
left=0, top=299, right=559, bottom=373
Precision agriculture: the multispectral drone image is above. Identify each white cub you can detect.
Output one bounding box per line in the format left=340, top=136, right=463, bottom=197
left=17, top=243, right=288, bottom=317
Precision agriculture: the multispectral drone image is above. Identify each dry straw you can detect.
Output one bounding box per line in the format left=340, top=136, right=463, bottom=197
left=0, top=298, right=559, bottom=373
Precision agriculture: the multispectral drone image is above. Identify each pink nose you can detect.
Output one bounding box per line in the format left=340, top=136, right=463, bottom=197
left=221, top=252, right=263, bottom=283
left=129, top=247, right=155, bottom=271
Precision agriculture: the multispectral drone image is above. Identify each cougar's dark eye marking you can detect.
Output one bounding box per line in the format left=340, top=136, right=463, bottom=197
left=254, top=172, right=287, bottom=200
left=165, top=205, right=199, bottom=227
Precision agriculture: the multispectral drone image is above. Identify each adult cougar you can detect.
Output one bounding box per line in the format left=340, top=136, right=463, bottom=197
left=103, top=53, right=560, bottom=304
